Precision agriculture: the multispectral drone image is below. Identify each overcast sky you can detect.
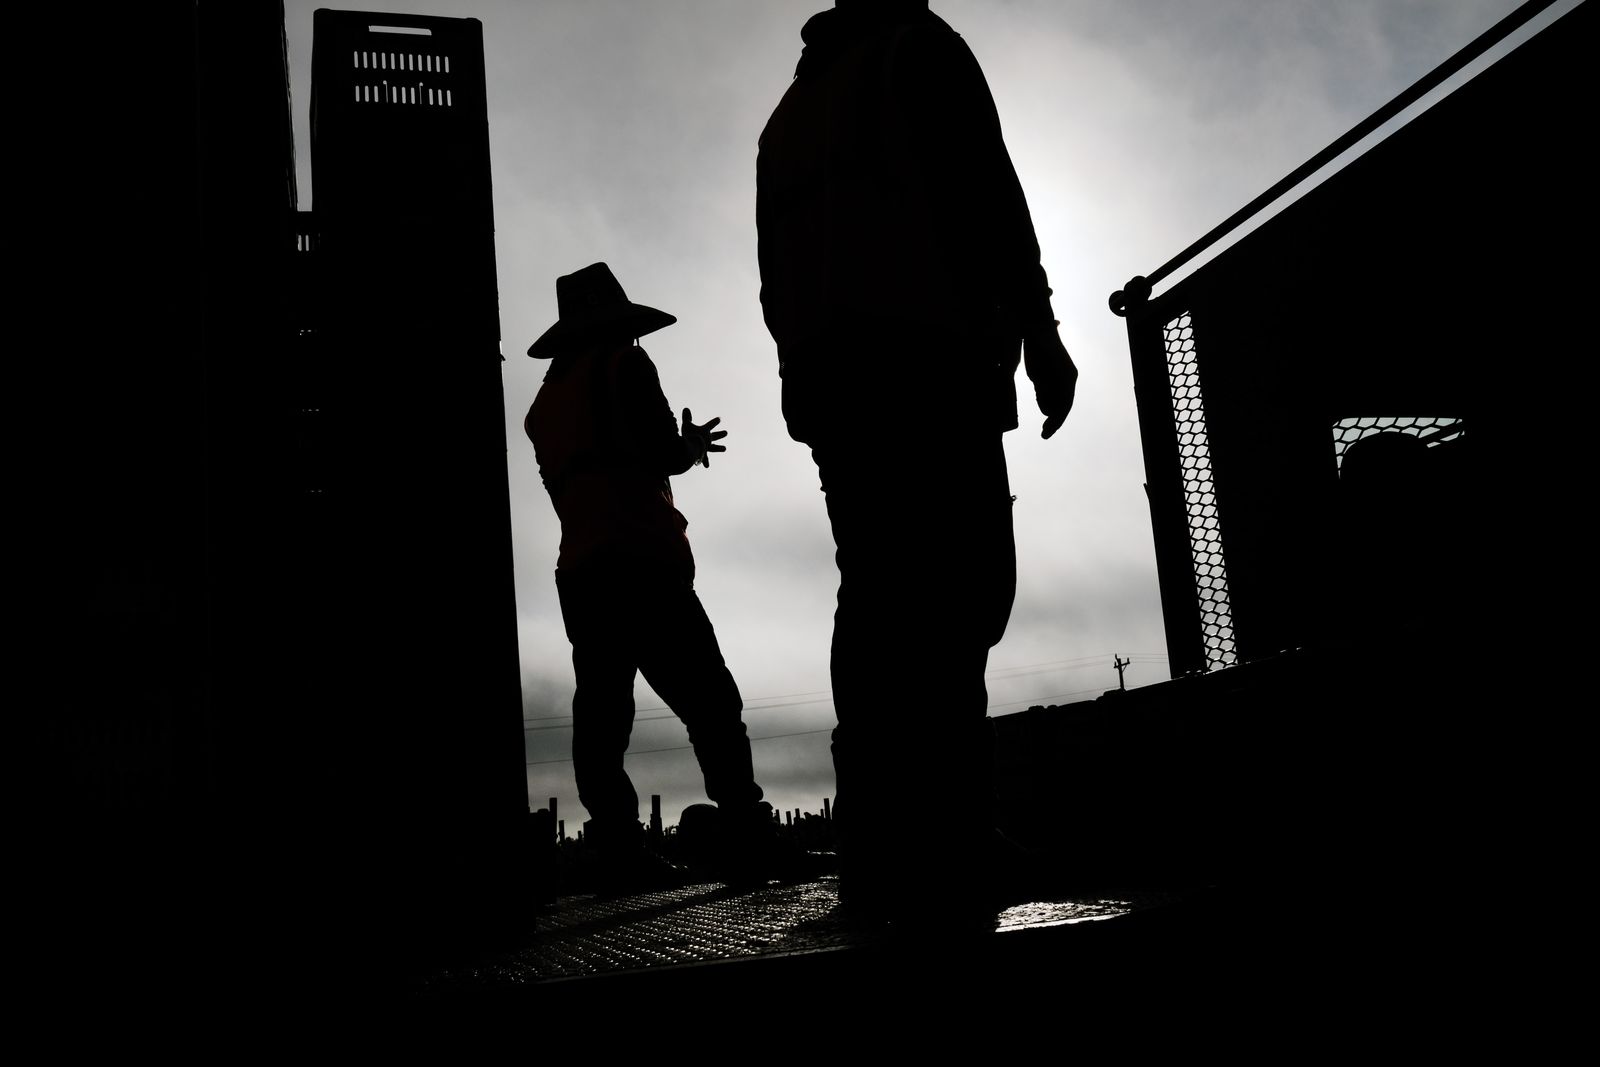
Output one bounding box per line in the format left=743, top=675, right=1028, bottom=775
left=282, top=0, right=1563, bottom=826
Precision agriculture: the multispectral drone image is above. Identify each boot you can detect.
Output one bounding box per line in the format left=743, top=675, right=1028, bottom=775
left=578, top=819, right=688, bottom=896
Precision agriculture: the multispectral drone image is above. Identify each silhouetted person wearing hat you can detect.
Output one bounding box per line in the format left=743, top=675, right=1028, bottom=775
left=526, top=263, right=770, bottom=889
left=757, top=1, right=1078, bottom=921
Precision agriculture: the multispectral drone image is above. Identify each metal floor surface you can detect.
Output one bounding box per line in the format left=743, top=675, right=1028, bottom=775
left=411, top=875, right=1162, bottom=995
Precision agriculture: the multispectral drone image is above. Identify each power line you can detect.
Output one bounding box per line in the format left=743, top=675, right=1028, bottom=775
left=982, top=659, right=1161, bottom=682
left=522, top=655, right=1168, bottom=726
left=523, top=688, right=834, bottom=723
left=985, top=652, right=1164, bottom=676
left=526, top=669, right=1164, bottom=763
left=986, top=686, right=1109, bottom=711
left=525, top=679, right=1125, bottom=766
left=526, top=727, right=834, bottom=767
left=523, top=695, right=837, bottom=732
left=529, top=676, right=1146, bottom=750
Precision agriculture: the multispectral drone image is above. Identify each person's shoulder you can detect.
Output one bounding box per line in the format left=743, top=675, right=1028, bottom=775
left=893, top=15, right=983, bottom=81
left=898, top=13, right=970, bottom=53
left=610, top=344, right=666, bottom=390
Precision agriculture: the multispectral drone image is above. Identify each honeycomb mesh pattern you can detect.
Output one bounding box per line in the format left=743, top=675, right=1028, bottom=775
left=1163, top=313, right=1237, bottom=671
left=1332, top=416, right=1463, bottom=471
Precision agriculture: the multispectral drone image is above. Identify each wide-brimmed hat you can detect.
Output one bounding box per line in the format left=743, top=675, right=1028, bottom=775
left=526, top=262, right=677, bottom=358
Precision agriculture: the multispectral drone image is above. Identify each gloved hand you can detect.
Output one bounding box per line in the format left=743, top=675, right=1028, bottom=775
left=681, top=408, right=728, bottom=467
left=1023, top=324, right=1078, bottom=440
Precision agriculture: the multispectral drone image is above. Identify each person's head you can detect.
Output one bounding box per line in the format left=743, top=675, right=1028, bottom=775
left=527, top=262, right=675, bottom=361
left=575, top=327, right=639, bottom=357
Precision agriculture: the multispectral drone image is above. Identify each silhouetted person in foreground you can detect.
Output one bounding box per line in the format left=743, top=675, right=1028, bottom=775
left=757, top=0, right=1078, bottom=923
left=525, top=263, right=773, bottom=890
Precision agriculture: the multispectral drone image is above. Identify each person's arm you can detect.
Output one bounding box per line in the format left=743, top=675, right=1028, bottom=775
left=900, top=24, right=1078, bottom=438
left=1022, top=323, right=1077, bottom=440
left=616, top=347, right=718, bottom=475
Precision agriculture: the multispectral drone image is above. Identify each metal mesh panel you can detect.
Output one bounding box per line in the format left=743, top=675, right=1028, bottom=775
left=1162, top=314, right=1237, bottom=671
left=1332, top=416, right=1463, bottom=471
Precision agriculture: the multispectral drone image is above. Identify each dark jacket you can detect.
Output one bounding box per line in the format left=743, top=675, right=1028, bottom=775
left=757, top=3, right=1057, bottom=440
left=526, top=343, right=699, bottom=580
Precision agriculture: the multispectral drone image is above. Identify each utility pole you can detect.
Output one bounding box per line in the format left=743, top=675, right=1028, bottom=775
left=1113, top=654, right=1131, bottom=691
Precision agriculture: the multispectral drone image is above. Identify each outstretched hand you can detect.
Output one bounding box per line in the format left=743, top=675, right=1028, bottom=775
left=1024, top=327, right=1079, bottom=440
left=681, top=408, right=728, bottom=467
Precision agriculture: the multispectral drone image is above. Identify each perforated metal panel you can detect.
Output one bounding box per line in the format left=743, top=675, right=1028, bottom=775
left=1162, top=314, right=1237, bottom=671
left=1332, top=416, right=1464, bottom=471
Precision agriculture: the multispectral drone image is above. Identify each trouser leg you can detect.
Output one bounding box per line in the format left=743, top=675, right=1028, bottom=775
left=816, top=433, right=1015, bottom=891
left=941, top=435, right=1016, bottom=839
left=558, top=572, right=641, bottom=830
left=637, top=582, right=762, bottom=811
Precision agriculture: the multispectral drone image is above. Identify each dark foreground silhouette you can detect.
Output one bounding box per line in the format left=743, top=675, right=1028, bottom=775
left=757, top=0, right=1079, bottom=923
